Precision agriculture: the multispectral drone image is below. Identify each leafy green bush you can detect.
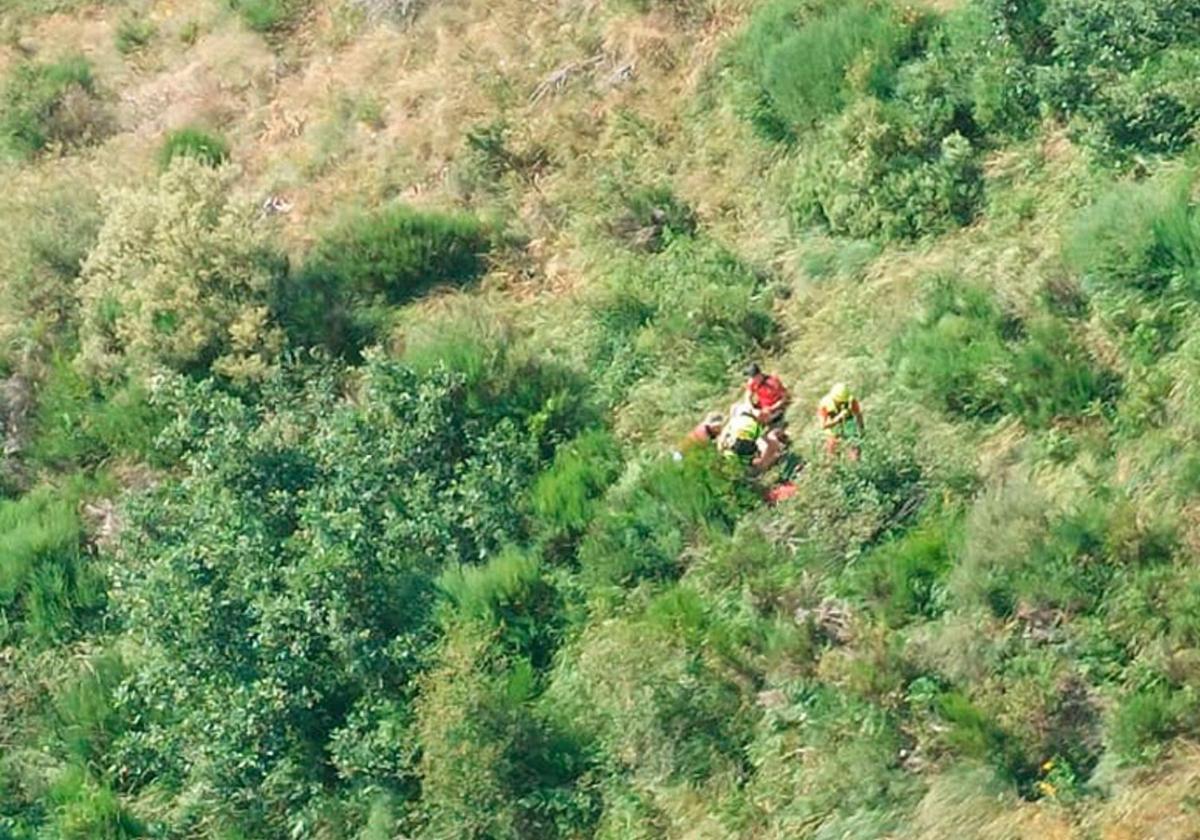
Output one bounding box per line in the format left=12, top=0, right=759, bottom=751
left=279, top=206, right=488, bottom=357
left=157, top=127, right=230, bottom=170
left=103, top=355, right=579, bottom=834
left=48, top=765, right=143, bottom=839
left=586, top=236, right=777, bottom=414
left=578, top=447, right=750, bottom=586
left=0, top=56, right=107, bottom=158
left=417, top=632, right=599, bottom=839
left=77, top=158, right=286, bottom=383
left=0, top=173, right=100, bottom=368
left=1036, top=0, right=1200, bottom=156
left=1108, top=683, right=1199, bottom=765
left=893, top=275, right=1117, bottom=426
left=842, top=511, right=960, bottom=626
left=734, top=0, right=923, bottom=140
left=794, top=98, right=982, bottom=240
left=743, top=682, right=918, bottom=836
left=439, top=548, right=562, bottom=667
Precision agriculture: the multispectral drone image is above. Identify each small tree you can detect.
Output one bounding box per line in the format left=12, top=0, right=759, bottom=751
left=77, top=158, right=284, bottom=383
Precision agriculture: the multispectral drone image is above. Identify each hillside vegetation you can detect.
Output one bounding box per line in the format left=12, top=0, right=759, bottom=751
left=2, top=0, right=1200, bottom=837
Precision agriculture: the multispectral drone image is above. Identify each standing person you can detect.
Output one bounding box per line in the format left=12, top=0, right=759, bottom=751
left=818, top=382, right=864, bottom=460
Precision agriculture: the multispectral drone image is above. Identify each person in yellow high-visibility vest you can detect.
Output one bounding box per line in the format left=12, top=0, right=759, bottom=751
left=717, top=410, right=788, bottom=472
left=817, top=382, right=864, bottom=461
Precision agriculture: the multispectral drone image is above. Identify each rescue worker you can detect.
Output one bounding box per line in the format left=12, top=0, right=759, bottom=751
left=741, top=363, right=790, bottom=426
left=717, top=410, right=789, bottom=472
left=818, top=382, right=864, bottom=460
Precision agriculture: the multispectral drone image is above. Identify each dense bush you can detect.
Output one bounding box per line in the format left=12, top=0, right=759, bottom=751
left=734, top=0, right=925, bottom=140
left=1108, top=683, right=1199, bottom=765
left=101, top=355, right=578, bottom=834
left=578, top=447, right=751, bottom=586
left=157, top=127, right=230, bottom=170
left=842, top=511, right=960, bottom=626
left=278, top=206, right=489, bottom=357
left=587, top=236, right=777, bottom=416
left=794, top=98, right=982, bottom=240
left=0, top=57, right=108, bottom=159
left=893, top=275, right=1117, bottom=426
left=77, top=159, right=286, bottom=383
left=27, top=356, right=166, bottom=470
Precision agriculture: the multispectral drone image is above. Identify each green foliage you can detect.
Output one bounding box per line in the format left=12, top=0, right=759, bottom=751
left=0, top=56, right=106, bottom=159
left=1108, top=683, right=1199, bottom=765
left=0, top=480, right=103, bottom=647
left=103, top=355, right=578, bottom=834
left=531, top=429, right=623, bottom=543
left=157, top=127, right=230, bottom=170
left=842, top=510, right=960, bottom=626
left=278, top=206, right=489, bottom=357
left=77, top=158, right=286, bottom=383
left=115, top=15, right=155, bottom=55
left=48, top=765, right=144, bottom=839
left=794, top=98, right=982, bottom=241
left=587, top=236, right=776, bottom=414
left=27, top=356, right=167, bottom=470
left=578, top=447, right=750, bottom=586
left=0, top=172, right=100, bottom=367
left=893, top=275, right=1117, bottom=426
left=734, top=0, right=923, bottom=140
left=417, top=633, right=599, bottom=839
left=439, top=548, right=562, bottom=667
left=744, top=682, right=918, bottom=835
left=229, top=0, right=309, bottom=32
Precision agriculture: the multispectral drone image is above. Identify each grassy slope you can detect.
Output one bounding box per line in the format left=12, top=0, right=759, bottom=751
left=2, top=0, right=1200, bottom=836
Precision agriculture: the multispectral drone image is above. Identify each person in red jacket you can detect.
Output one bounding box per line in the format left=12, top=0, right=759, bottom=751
left=742, top=363, right=790, bottom=426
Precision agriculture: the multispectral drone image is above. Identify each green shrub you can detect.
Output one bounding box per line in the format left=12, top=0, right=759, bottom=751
left=734, top=0, right=923, bottom=140
left=578, top=447, right=750, bottom=586
left=842, top=511, right=960, bottom=626
left=0, top=482, right=102, bottom=647
left=0, top=56, right=107, bottom=158
left=54, top=652, right=128, bottom=766
left=531, top=429, right=622, bottom=542
left=893, top=275, right=1117, bottom=426
left=1038, top=0, right=1200, bottom=156
left=0, top=173, right=100, bottom=367
left=1108, top=683, right=1198, bottom=765
left=27, top=356, right=167, bottom=470
left=743, top=682, right=918, bottom=836
left=279, top=206, right=488, bottom=357
left=438, top=548, right=562, bottom=667
left=48, top=765, right=144, bottom=839
left=1064, top=172, right=1200, bottom=362
left=77, top=159, right=286, bottom=383
left=157, top=127, right=230, bottom=170
left=115, top=15, right=155, bottom=55
left=229, top=0, right=309, bottom=32
left=794, top=98, right=983, bottom=240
